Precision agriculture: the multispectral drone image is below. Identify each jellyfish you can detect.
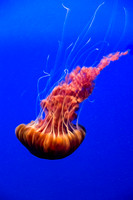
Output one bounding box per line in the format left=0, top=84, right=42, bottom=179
left=15, top=50, right=128, bottom=159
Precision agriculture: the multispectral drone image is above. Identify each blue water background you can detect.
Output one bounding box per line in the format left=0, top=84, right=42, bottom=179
left=0, top=0, right=133, bottom=199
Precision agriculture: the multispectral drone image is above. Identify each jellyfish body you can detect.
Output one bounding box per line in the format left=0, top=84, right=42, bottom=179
left=15, top=51, right=128, bottom=159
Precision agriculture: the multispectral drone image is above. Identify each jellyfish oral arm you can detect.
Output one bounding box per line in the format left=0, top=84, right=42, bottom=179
left=96, top=51, right=128, bottom=71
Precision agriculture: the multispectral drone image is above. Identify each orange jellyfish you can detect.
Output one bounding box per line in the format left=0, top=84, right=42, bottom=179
left=15, top=50, right=128, bottom=159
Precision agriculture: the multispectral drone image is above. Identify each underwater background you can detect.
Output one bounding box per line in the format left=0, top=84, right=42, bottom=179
left=0, top=0, right=133, bottom=199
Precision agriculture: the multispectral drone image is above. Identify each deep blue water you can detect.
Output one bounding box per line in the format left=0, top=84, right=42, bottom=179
left=0, top=0, right=133, bottom=200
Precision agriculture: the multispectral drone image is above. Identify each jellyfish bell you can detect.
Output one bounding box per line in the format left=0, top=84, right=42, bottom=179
left=15, top=123, right=86, bottom=159
left=15, top=3, right=129, bottom=159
